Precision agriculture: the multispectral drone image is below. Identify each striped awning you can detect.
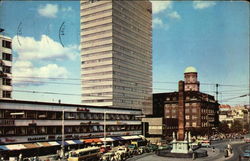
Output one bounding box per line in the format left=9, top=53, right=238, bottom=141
left=66, top=140, right=76, bottom=145
left=73, top=140, right=83, bottom=144
left=0, top=145, right=8, bottom=151
left=5, top=144, right=26, bottom=150
left=48, top=141, right=60, bottom=146
left=111, top=136, right=124, bottom=141
left=100, top=137, right=114, bottom=142
left=139, top=135, right=145, bottom=139
left=56, top=141, right=69, bottom=146
left=121, top=135, right=141, bottom=140
left=23, top=143, right=40, bottom=149
left=84, top=138, right=102, bottom=143
left=37, top=142, right=52, bottom=147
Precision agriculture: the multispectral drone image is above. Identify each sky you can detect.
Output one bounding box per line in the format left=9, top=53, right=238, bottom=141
left=0, top=1, right=249, bottom=106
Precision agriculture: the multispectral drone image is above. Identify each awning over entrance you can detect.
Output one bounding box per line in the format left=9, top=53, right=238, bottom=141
left=65, top=140, right=76, bottom=145
left=48, top=141, right=60, bottom=146
left=111, top=136, right=124, bottom=141
left=84, top=138, right=102, bottom=143
left=100, top=138, right=114, bottom=142
left=56, top=141, right=69, bottom=146
left=23, top=143, right=40, bottom=149
left=0, top=145, right=8, bottom=151
left=73, top=140, right=83, bottom=144
left=5, top=144, right=26, bottom=150
left=121, top=135, right=141, bottom=140
left=37, top=142, right=51, bottom=147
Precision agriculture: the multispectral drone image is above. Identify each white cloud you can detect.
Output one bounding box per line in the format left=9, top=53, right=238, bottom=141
left=12, top=35, right=79, bottom=61
left=13, top=60, right=69, bottom=85
left=153, top=17, right=164, bottom=28
left=62, top=6, right=72, bottom=12
left=193, top=1, right=216, bottom=10
left=38, top=4, right=58, bottom=18
left=150, top=1, right=172, bottom=14
left=167, top=11, right=181, bottom=20
left=153, top=17, right=169, bottom=30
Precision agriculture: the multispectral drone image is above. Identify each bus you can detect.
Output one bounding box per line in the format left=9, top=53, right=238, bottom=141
left=68, top=147, right=100, bottom=161
left=130, top=140, right=147, bottom=148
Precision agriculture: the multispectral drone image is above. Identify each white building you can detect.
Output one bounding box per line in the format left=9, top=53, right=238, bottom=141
left=0, top=34, right=12, bottom=99
left=80, top=0, right=152, bottom=115
left=0, top=99, right=143, bottom=158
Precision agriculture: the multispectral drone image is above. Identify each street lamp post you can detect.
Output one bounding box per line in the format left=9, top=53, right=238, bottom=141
left=104, top=111, right=107, bottom=148
left=59, top=100, right=65, bottom=159
left=62, top=109, right=65, bottom=158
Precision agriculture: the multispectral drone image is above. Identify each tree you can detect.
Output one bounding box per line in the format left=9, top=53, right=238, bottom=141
left=230, top=120, right=243, bottom=133
left=218, top=121, right=230, bottom=134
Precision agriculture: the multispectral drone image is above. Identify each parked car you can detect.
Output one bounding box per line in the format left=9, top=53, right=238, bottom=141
left=138, top=146, right=149, bottom=154
left=100, top=145, right=111, bottom=153
left=147, top=144, right=158, bottom=152
left=242, top=150, right=250, bottom=158
left=201, top=140, right=211, bottom=148
left=100, top=151, right=115, bottom=161
left=158, top=144, right=171, bottom=150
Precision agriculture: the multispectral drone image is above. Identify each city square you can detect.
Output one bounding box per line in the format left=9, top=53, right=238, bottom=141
left=0, top=0, right=249, bottom=161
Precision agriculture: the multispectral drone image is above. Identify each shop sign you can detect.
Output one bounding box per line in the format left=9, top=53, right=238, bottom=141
left=28, top=136, right=47, bottom=141
left=5, top=138, right=16, bottom=143
left=77, top=107, right=90, bottom=112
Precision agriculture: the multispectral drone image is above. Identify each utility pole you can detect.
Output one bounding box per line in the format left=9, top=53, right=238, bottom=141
left=216, top=84, right=219, bottom=102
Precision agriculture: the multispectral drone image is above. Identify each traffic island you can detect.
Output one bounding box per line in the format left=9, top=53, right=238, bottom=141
left=156, top=148, right=208, bottom=158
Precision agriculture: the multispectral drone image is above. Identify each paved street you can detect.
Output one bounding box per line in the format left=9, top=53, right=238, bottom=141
left=127, top=140, right=248, bottom=161
left=127, top=147, right=221, bottom=161
left=34, top=139, right=250, bottom=161
left=225, top=143, right=250, bottom=161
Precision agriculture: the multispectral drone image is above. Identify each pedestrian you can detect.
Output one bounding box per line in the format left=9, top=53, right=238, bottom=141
left=224, top=148, right=228, bottom=158
left=239, top=154, right=241, bottom=161
left=212, top=146, right=215, bottom=152
left=192, top=152, right=196, bottom=160
left=19, top=153, right=23, bottom=161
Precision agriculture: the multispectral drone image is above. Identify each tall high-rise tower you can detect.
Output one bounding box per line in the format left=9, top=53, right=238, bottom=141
left=80, top=0, right=152, bottom=114
left=0, top=33, right=12, bottom=99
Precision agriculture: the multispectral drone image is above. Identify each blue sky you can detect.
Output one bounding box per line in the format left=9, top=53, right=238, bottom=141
left=0, top=1, right=249, bottom=106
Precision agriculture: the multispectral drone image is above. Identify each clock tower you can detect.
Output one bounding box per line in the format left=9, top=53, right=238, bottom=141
left=184, top=66, right=199, bottom=92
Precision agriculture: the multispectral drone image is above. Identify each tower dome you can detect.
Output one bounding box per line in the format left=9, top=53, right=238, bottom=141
left=184, top=66, right=197, bottom=73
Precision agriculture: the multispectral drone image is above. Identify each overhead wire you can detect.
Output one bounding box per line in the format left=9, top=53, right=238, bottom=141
left=11, top=76, right=249, bottom=105
left=12, top=76, right=249, bottom=87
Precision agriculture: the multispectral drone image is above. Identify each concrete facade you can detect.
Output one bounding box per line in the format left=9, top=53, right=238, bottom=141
left=80, top=0, right=152, bottom=115
left=0, top=99, right=142, bottom=144
left=142, top=117, right=163, bottom=136
left=0, top=34, right=12, bottom=99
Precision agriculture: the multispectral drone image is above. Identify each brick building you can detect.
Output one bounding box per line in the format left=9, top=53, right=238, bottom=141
left=153, top=67, right=219, bottom=137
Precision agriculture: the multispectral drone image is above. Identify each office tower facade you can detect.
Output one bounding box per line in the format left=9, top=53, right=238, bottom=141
left=0, top=34, right=12, bottom=99
left=80, top=0, right=152, bottom=114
